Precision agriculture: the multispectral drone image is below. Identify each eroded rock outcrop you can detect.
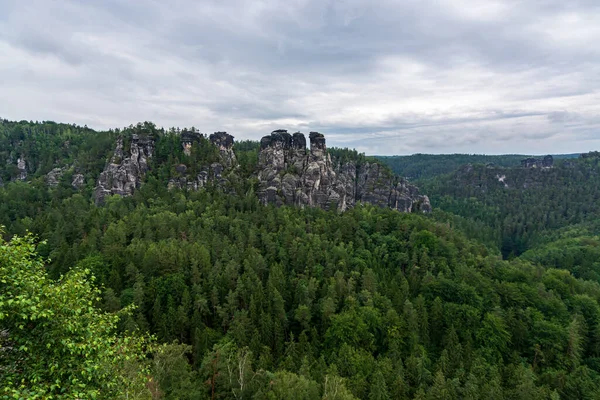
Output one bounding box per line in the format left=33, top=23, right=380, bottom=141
left=16, top=156, right=27, bottom=181
left=257, top=130, right=430, bottom=213
left=71, top=173, right=85, bottom=189
left=46, top=167, right=64, bottom=187
left=181, top=131, right=202, bottom=156
left=94, top=134, right=155, bottom=204
left=210, top=132, right=237, bottom=169
left=168, top=131, right=236, bottom=191
left=521, top=155, right=553, bottom=168
left=257, top=130, right=340, bottom=209
left=580, top=151, right=600, bottom=159
left=95, top=127, right=430, bottom=214
left=46, top=167, right=86, bottom=189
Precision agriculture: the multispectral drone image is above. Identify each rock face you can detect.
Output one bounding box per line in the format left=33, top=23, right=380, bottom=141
left=46, top=167, right=64, bottom=187
left=181, top=131, right=201, bottom=156
left=16, top=156, right=27, bottom=181
left=94, top=134, right=155, bottom=205
left=354, top=162, right=431, bottom=213
left=46, top=167, right=85, bottom=189
left=580, top=151, right=600, bottom=159
left=95, top=128, right=430, bottom=214
left=168, top=131, right=236, bottom=191
left=521, top=155, right=553, bottom=168
left=257, top=130, right=431, bottom=213
left=71, top=173, right=85, bottom=189
left=209, top=132, right=236, bottom=169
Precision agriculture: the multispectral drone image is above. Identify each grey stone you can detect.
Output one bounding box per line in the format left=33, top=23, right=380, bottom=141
left=96, top=127, right=430, bottom=214
left=94, top=134, right=155, bottom=205
left=46, top=167, right=64, bottom=187
left=521, top=155, right=553, bottom=168
left=257, top=131, right=430, bottom=213
left=71, top=173, right=85, bottom=189
left=209, top=132, right=237, bottom=168
left=16, top=156, right=27, bottom=181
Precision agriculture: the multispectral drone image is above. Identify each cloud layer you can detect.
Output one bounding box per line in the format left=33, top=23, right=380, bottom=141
left=1, top=0, right=599, bottom=154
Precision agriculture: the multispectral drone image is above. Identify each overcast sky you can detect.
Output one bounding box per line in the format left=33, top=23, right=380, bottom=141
left=1, top=0, right=600, bottom=155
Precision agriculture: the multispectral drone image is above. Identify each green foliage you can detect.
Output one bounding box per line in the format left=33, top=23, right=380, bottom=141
left=419, top=158, right=600, bottom=257
left=0, top=119, right=116, bottom=186
left=258, top=371, right=321, bottom=400
left=328, top=147, right=380, bottom=166
left=378, top=153, right=578, bottom=180
left=0, top=231, right=153, bottom=399
left=2, top=185, right=597, bottom=397
left=151, top=341, right=201, bottom=399
left=2, top=119, right=600, bottom=397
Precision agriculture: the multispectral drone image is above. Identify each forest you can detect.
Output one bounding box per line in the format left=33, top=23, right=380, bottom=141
left=377, top=153, right=580, bottom=180
left=2, top=119, right=600, bottom=399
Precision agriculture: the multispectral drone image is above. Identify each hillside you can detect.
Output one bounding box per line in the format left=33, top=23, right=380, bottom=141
left=377, top=153, right=580, bottom=180
left=0, top=120, right=430, bottom=217
left=2, top=119, right=600, bottom=398
left=418, top=155, right=600, bottom=258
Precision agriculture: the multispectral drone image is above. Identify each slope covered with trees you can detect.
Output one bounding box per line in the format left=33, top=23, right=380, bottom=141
left=0, top=119, right=117, bottom=185
left=378, top=153, right=579, bottom=180
left=0, top=232, right=152, bottom=399
left=2, top=120, right=600, bottom=398
left=418, top=156, right=600, bottom=258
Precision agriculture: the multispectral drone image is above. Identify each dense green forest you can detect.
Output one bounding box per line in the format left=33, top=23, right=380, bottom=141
left=377, top=153, right=580, bottom=180
left=2, top=120, right=600, bottom=399
left=417, top=157, right=600, bottom=258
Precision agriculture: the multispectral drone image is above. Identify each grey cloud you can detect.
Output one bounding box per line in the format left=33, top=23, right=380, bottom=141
left=0, top=0, right=599, bottom=155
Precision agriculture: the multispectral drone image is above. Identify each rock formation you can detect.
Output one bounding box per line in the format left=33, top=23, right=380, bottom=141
left=580, top=151, right=600, bottom=159
left=71, top=173, right=85, bottom=189
left=46, top=167, right=64, bottom=187
left=209, top=132, right=236, bottom=169
left=94, top=133, right=155, bottom=205
left=257, top=130, right=431, bottom=213
left=181, top=130, right=202, bottom=156
left=168, top=131, right=235, bottom=191
left=521, top=155, right=553, bottom=168
left=46, top=167, right=85, bottom=189
left=95, top=128, right=430, bottom=214
left=16, top=156, right=27, bottom=181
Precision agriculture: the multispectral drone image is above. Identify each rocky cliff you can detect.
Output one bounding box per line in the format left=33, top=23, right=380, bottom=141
left=167, top=131, right=236, bottom=191
left=94, top=133, right=155, bottom=204
left=16, top=156, right=27, bottom=181
left=95, top=128, right=430, bottom=213
left=45, top=167, right=86, bottom=189
left=257, top=130, right=431, bottom=213
left=521, top=155, right=553, bottom=168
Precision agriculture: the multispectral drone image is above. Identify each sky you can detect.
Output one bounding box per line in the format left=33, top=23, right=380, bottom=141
left=1, top=0, right=600, bottom=155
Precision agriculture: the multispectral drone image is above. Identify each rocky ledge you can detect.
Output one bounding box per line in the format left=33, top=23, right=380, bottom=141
left=94, top=133, right=155, bottom=205
left=95, top=128, right=431, bottom=213
left=257, top=130, right=431, bottom=213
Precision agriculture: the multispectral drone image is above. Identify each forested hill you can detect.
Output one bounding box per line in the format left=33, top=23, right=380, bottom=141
left=0, top=120, right=430, bottom=215
left=378, top=153, right=580, bottom=180
left=419, top=155, right=600, bottom=258
left=5, top=179, right=600, bottom=399
left=3, top=119, right=600, bottom=398
left=0, top=119, right=117, bottom=186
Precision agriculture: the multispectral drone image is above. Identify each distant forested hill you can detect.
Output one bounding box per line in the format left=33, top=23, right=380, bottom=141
left=0, top=119, right=116, bottom=184
left=419, top=155, right=600, bottom=258
left=378, top=153, right=580, bottom=180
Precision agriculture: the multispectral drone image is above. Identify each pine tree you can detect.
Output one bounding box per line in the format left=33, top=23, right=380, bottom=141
left=369, top=368, right=390, bottom=400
